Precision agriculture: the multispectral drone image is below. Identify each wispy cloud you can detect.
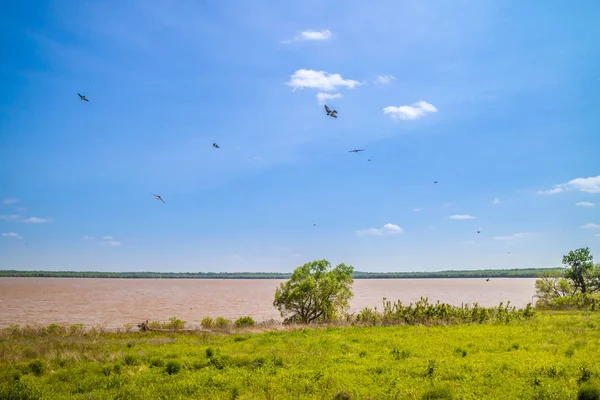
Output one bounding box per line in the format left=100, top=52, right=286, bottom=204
left=494, top=232, right=534, bottom=241
left=462, top=240, right=475, bottom=244
left=287, top=69, right=360, bottom=92
left=581, top=223, right=600, bottom=230
left=442, top=203, right=452, bottom=209
left=0, top=214, right=20, bottom=221
left=2, top=232, right=23, bottom=239
left=575, top=202, right=595, bottom=207
left=537, top=175, right=600, bottom=194
left=100, top=235, right=122, bottom=246
left=23, top=217, right=52, bottom=223
left=595, top=234, right=600, bottom=238
left=413, top=208, right=422, bottom=212
left=492, top=198, right=501, bottom=205
left=81, top=235, right=94, bottom=241
left=356, top=223, right=404, bottom=237
left=316, top=92, right=343, bottom=105
left=448, top=214, right=476, bottom=220
left=281, top=29, right=332, bottom=44
left=3, top=198, right=19, bottom=205
left=383, top=101, right=438, bottom=120
left=375, top=75, right=396, bottom=85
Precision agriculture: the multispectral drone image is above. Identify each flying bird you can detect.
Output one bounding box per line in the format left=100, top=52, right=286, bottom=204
left=348, top=149, right=365, bottom=153
left=324, top=105, right=338, bottom=118
left=486, top=278, right=490, bottom=282
left=434, top=181, right=438, bottom=184
left=213, top=143, right=220, bottom=149
left=368, top=159, right=372, bottom=162
left=152, top=193, right=165, bottom=203
left=477, top=230, right=481, bottom=234
left=313, top=224, right=317, bottom=227
left=78, top=93, right=89, bottom=102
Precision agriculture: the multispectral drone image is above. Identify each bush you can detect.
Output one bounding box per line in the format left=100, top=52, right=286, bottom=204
left=165, top=360, right=181, bottom=375
left=215, top=317, right=231, bottom=329
left=27, top=359, right=45, bottom=376
left=149, top=358, right=164, bottom=368
left=123, top=354, right=141, bottom=366
left=234, top=316, right=255, bottom=328
left=200, top=317, right=214, bottom=329
left=164, top=317, right=186, bottom=330
left=578, top=384, right=600, bottom=400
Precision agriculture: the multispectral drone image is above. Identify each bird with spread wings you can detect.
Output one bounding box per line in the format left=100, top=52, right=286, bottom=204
left=324, top=104, right=338, bottom=118
left=78, top=93, right=89, bottom=102
left=152, top=193, right=165, bottom=203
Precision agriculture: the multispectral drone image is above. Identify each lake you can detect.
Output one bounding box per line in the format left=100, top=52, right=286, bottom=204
left=0, top=278, right=538, bottom=328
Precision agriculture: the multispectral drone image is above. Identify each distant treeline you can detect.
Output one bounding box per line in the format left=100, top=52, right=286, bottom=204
left=0, top=268, right=563, bottom=279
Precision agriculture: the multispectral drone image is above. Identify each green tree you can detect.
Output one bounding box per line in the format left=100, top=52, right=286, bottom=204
left=563, top=247, right=594, bottom=294
left=273, top=259, right=354, bottom=324
left=533, top=270, right=575, bottom=308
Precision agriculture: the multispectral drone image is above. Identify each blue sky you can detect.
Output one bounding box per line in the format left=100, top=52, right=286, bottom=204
left=1, top=0, right=599, bottom=272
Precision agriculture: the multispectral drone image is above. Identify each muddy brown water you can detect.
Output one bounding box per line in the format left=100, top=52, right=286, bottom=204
left=0, top=278, right=537, bottom=328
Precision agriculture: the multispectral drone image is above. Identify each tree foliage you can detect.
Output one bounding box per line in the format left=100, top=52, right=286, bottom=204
left=273, top=259, right=354, bottom=324
left=535, top=248, right=600, bottom=310
left=563, top=247, right=594, bottom=293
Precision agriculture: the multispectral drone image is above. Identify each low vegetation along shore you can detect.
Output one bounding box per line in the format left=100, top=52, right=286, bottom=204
left=2, top=248, right=599, bottom=399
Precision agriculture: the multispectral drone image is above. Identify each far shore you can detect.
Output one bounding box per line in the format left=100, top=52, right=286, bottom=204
left=0, top=268, right=561, bottom=279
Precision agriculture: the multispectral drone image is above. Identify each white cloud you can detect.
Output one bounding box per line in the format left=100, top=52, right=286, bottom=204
left=281, top=29, right=332, bottom=44
left=413, top=208, right=422, bottom=212
left=537, top=175, right=600, bottom=195
left=383, top=101, right=438, bottom=120
left=104, top=240, right=121, bottom=246
left=316, top=92, right=343, bottom=104
left=356, top=223, right=404, bottom=237
left=2, top=232, right=23, bottom=239
left=286, top=69, right=360, bottom=92
left=3, top=198, right=19, bottom=205
left=581, top=223, right=600, bottom=230
left=102, top=236, right=114, bottom=240
left=442, top=203, right=452, bottom=208
left=81, top=235, right=94, bottom=241
left=448, top=214, right=476, bottom=220
left=576, top=202, right=595, bottom=207
left=0, top=214, right=20, bottom=221
left=492, top=198, right=501, bottom=205
left=494, top=232, right=534, bottom=241
left=23, top=217, right=52, bottom=223
left=375, top=75, right=396, bottom=85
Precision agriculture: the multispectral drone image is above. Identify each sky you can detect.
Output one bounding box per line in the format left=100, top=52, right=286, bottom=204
left=1, top=0, right=599, bottom=273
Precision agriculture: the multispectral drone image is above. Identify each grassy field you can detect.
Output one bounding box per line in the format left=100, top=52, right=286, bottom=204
left=1, top=312, right=599, bottom=400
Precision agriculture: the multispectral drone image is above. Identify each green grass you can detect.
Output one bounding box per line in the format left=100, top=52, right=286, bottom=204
left=1, top=311, right=599, bottom=399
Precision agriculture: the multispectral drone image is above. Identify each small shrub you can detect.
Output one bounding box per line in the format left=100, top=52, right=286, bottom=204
left=579, top=364, right=593, bottom=384
left=165, top=316, right=186, bottom=330
left=421, top=386, right=454, bottom=400
left=101, top=364, right=113, bottom=376
left=165, top=360, right=181, bottom=375
left=578, top=384, right=600, bottom=400
left=126, top=342, right=134, bottom=348
left=123, top=354, right=141, bottom=366
left=454, top=348, right=467, bottom=357
left=149, top=358, right=164, bottom=368
left=565, top=347, right=575, bottom=358
left=215, top=317, right=231, bottom=329
left=235, top=316, right=255, bottom=328
left=359, top=351, right=367, bottom=358
left=201, top=317, right=214, bottom=329
left=233, top=336, right=248, bottom=342
left=205, top=347, right=215, bottom=358
left=231, top=387, right=240, bottom=400
left=113, top=362, right=122, bottom=374
left=28, top=359, right=46, bottom=376
left=209, top=356, right=225, bottom=370
left=333, top=390, right=352, bottom=400
left=426, top=360, right=437, bottom=380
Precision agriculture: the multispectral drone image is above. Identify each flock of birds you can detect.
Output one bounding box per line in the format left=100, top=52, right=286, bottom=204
left=77, top=93, right=493, bottom=255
